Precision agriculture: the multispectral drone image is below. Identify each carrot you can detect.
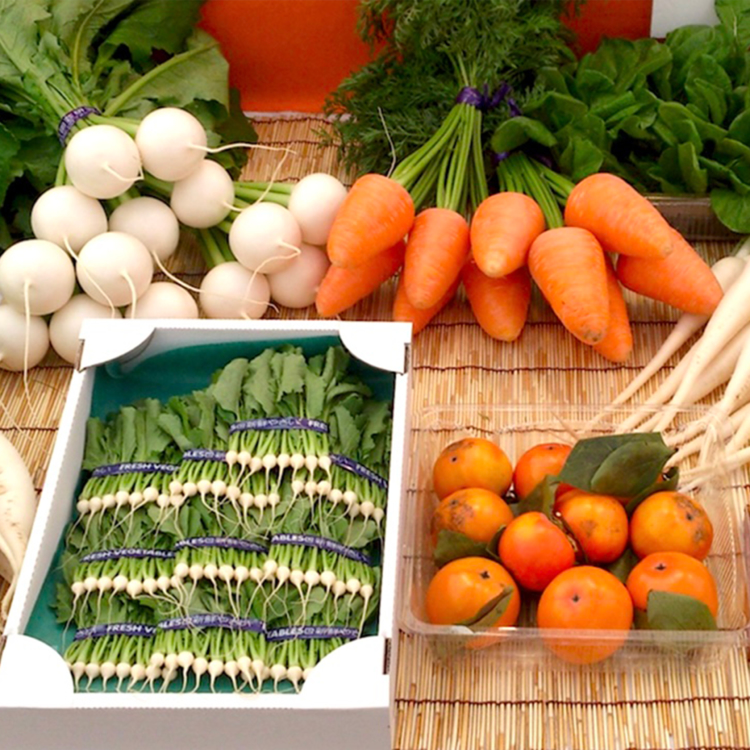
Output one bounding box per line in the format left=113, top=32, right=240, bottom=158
left=593, top=256, right=633, bottom=363
left=564, top=173, right=677, bottom=259
left=401, top=207, right=470, bottom=309
left=470, top=192, right=546, bottom=278
left=315, top=239, right=405, bottom=317
left=462, top=261, right=531, bottom=342
left=327, top=174, right=414, bottom=269
left=393, top=274, right=459, bottom=336
left=615, top=229, right=724, bottom=316
left=528, top=227, right=610, bottom=345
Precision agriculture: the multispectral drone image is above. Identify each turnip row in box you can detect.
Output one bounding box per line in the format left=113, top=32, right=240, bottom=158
left=51, top=344, right=392, bottom=693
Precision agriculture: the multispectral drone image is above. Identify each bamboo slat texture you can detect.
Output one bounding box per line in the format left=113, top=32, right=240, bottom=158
left=0, top=114, right=748, bottom=750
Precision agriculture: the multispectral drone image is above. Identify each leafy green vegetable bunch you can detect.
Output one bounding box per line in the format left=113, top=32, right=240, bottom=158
left=323, top=0, right=581, bottom=193
left=491, top=0, right=750, bottom=231
left=0, top=0, right=254, bottom=245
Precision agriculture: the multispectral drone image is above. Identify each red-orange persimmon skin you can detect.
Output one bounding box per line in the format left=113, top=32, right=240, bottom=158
left=432, top=438, right=513, bottom=500
left=512, top=442, right=573, bottom=501
left=498, top=512, right=576, bottom=592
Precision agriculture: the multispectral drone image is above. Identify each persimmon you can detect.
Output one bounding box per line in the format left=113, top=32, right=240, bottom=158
left=536, top=566, right=634, bottom=664
left=425, top=557, right=521, bottom=628
left=555, top=492, right=629, bottom=564
left=626, top=551, right=719, bottom=618
left=629, top=491, right=713, bottom=560
left=430, top=487, right=514, bottom=547
left=497, top=511, right=576, bottom=591
left=512, top=442, right=573, bottom=500
left=432, top=437, right=513, bottom=499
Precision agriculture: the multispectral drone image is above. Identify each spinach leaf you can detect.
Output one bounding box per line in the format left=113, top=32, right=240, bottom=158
left=711, top=187, right=750, bottom=232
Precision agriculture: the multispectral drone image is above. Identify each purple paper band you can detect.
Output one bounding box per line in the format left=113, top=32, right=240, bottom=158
left=270, top=533, right=373, bottom=566
left=493, top=151, right=511, bottom=165
left=74, top=623, right=156, bottom=641
left=229, top=417, right=330, bottom=435
left=91, top=462, right=179, bottom=478
left=265, top=625, right=359, bottom=642
left=456, top=82, right=511, bottom=112
left=174, top=537, right=268, bottom=554
left=182, top=448, right=227, bottom=462
left=80, top=548, right=175, bottom=563
left=157, top=614, right=266, bottom=632
left=58, top=106, right=101, bottom=145
left=330, top=453, right=388, bottom=490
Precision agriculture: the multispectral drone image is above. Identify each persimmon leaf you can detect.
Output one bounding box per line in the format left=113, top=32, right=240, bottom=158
left=433, top=530, right=489, bottom=568
left=456, top=586, right=514, bottom=631
left=642, top=590, right=717, bottom=631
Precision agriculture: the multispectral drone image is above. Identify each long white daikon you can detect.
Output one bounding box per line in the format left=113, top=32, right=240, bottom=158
left=643, top=324, right=750, bottom=433
left=0, top=432, right=37, bottom=618
left=655, top=259, right=750, bottom=431
left=608, top=255, right=747, bottom=407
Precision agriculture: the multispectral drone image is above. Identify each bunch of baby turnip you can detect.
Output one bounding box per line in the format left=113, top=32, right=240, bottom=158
left=0, top=107, right=348, bottom=370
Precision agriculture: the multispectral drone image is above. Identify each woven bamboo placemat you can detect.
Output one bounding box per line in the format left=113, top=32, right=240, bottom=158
left=1, top=114, right=749, bottom=750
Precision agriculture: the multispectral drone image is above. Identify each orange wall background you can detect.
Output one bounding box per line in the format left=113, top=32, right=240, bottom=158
left=199, top=0, right=654, bottom=113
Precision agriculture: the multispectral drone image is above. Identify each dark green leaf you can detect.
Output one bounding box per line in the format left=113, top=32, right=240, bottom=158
left=490, top=116, right=557, bottom=153
left=624, top=466, right=680, bottom=515
left=433, top=529, right=490, bottom=568
left=558, top=433, right=665, bottom=493
left=212, top=358, right=248, bottom=416
left=590, top=436, right=675, bottom=497
left=716, top=0, right=750, bottom=49
left=456, top=586, right=514, bottom=630
left=711, top=187, right=750, bottom=233
left=642, top=590, right=717, bottom=631
left=526, top=91, right=589, bottom=132
left=516, top=474, right=558, bottom=518
left=677, top=142, right=709, bottom=194
left=604, top=547, right=640, bottom=584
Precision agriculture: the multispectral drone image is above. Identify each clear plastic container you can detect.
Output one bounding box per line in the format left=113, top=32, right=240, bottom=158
left=399, top=404, right=750, bottom=670
left=648, top=195, right=741, bottom=242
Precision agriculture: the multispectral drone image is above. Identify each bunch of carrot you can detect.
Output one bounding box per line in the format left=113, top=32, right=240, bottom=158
left=315, top=171, right=724, bottom=362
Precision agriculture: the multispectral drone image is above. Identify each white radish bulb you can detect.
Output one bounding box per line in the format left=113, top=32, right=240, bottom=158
left=31, top=186, right=108, bottom=253
left=76, top=232, right=154, bottom=307
left=135, top=107, right=208, bottom=181
left=109, top=197, right=180, bottom=262
left=49, top=294, right=122, bottom=364
left=0, top=305, right=50, bottom=371
left=268, top=243, right=329, bottom=308
left=125, top=282, right=198, bottom=319
left=0, top=240, right=76, bottom=315
left=288, top=173, right=348, bottom=245
left=170, top=160, right=234, bottom=228
left=199, top=261, right=270, bottom=319
left=64, top=125, right=142, bottom=199
left=229, top=203, right=301, bottom=274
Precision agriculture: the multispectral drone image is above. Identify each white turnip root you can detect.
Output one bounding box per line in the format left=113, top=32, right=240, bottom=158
left=0, top=305, right=49, bottom=372
left=268, top=243, right=329, bottom=308
left=170, top=160, right=234, bottom=229
left=30, top=186, right=108, bottom=253
left=287, top=173, right=348, bottom=245
left=109, top=197, right=180, bottom=262
left=76, top=232, right=154, bottom=308
left=0, top=432, right=37, bottom=618
left=135, top=107, right=207, bottom=181
left=0, top=240, right=76, bottom=316
left=199, top=262, right=270, bottom=319
left=229, top=203, right=302, bottom=274
left=64, top=125, right=142, bottom=200
left=49, top=295, right=122, bottom=365
left=125, top=282, right=198, bottom=319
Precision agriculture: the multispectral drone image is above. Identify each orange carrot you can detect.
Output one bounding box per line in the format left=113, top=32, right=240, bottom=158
left=470, top=192, right=546, bottom=278
left=327, top=174, right=414, bottom=269
left=564, top=173, right=677, bottom=259
left=315, top=240, right=405, bottom=317
left=462, top=261, right=531, bottom=342
left=615, top=230, right=723, bottom=316
left=402, top=207, right=470, bottom=309
left=528, top=227, right=610, bottom=345
left=594, top=256, right=633, bottom=363
left=393, top=274, right=459, bottom=336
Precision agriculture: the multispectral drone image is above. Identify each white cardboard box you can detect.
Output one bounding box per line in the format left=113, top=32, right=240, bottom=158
left=0, top=320, right=412, bottom=750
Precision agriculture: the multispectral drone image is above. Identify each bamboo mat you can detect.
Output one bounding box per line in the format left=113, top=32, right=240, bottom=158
left=1, top=114, right=749, bottom=750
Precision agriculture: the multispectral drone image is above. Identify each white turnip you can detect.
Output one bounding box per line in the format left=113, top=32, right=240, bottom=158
left=199, top=262, right=270, bottom=319
left=49, top=295, right=122, bottom=365
left=268, top=243, right=329, bottom=308
left=229, top=203, right=301, bottom=274
left=0, top=305, right=49, bottom=372
left=109, top=197, right=180, bottom=262
left=125, top=282, right=198, bottom=319
left=170, top=160, right=234, bottom=229
left=288, top=173, right=348, bottom=245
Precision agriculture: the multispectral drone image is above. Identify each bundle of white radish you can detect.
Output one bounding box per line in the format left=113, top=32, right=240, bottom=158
left=49, top=296, right=122, bottom=365
left=0, top=432, right=38, bottom=619
left=605, top=237, right=750, bottom=484
left=0, top=305, right=50, bottom=373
